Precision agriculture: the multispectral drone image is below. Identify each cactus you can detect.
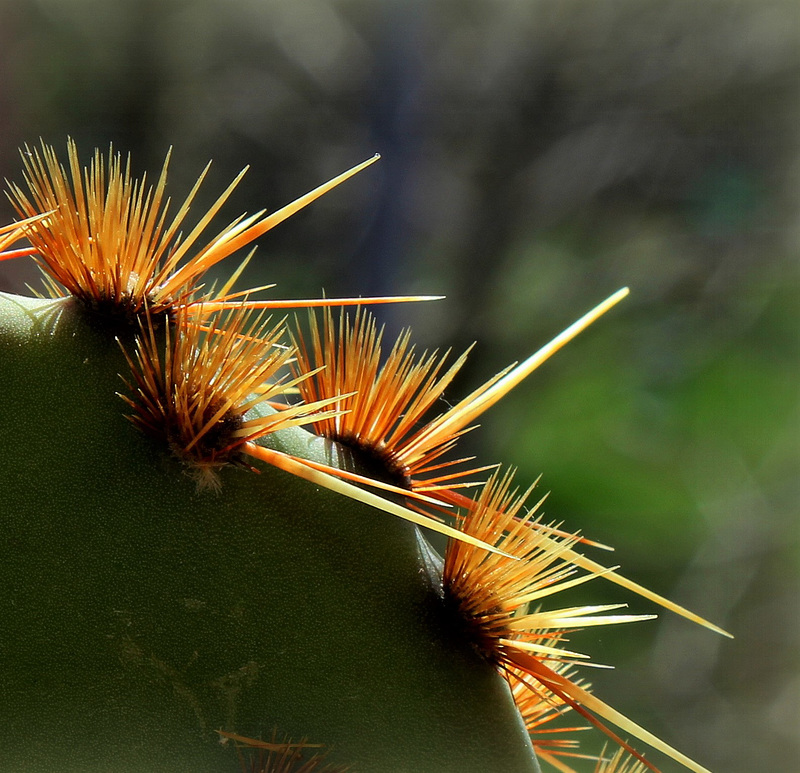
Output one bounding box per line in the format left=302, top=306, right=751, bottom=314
left=0, top=141, right=729, bottom=773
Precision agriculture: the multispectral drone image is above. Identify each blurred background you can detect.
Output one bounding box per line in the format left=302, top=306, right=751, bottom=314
left=0, top=1, right=797, bottom=770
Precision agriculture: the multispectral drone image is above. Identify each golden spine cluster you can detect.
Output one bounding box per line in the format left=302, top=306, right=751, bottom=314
left=217, top=731, right=351, bottom=773
left=0, top=140, right=730, bottom=773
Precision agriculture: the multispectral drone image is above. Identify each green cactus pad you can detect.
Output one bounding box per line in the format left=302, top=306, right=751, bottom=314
left=0, top=292, right=540, bottom=773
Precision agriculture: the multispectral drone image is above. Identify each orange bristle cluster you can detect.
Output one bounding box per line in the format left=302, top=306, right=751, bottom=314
left=291, top=306, right=485, bottom=493
left=6, top=140, right=419, bottom=331
left=8, top=139, right=242, bottom=323
left=118, top=302, right=338, bottom=489
left=218, top=731, right=350, bottom=773
left=442, top=470, right=718, bottom=773
left=442, top=471, right=653, bottom=665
